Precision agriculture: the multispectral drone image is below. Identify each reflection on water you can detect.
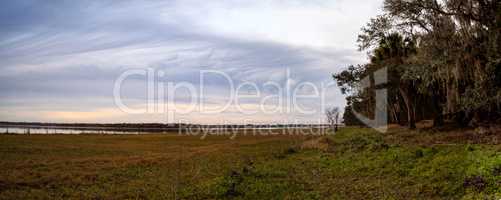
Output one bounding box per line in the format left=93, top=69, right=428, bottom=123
left=0, top=125, right=334, bottom=135
left=0, top=127, right=142, bottom=135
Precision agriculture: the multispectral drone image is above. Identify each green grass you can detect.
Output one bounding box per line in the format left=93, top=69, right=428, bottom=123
left=1, top=128, right=501, bottom=199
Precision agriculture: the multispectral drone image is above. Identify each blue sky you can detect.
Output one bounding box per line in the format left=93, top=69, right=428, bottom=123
left=0, top=0, right=383, bottom=124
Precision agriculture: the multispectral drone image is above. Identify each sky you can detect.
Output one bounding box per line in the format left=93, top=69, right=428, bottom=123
left=0, top=0, right=383, bottom=124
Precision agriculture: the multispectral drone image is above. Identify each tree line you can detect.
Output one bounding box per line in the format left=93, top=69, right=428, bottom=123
left=334, top=0, right=501, bottom=129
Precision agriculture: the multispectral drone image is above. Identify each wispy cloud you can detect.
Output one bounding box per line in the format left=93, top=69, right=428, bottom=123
left=0, top=0, right=382, bottom=123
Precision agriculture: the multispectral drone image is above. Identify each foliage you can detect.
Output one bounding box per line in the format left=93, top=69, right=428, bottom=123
left=334, top=0, right=501, bottom=128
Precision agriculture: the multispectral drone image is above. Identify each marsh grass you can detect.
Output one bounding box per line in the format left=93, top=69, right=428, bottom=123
left=1, top=127, right=500, bottom=199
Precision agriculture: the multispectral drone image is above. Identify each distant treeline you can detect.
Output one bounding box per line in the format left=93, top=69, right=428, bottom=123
left=335, top=0, right=501, bottom=128
left=0, top=122, right=330, bottom=132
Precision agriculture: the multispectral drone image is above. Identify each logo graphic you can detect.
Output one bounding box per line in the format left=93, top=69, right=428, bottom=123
left=351, top=67, right=388, bottom=133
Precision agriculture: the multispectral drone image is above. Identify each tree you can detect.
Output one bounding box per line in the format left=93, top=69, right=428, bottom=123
left=326, top=107, right=340, bottom=132
left=334, top=0, right=501, bottom=129
left=382, top=0, right=501, bottom=125
left=335, top=33, right=420, bottom=129
left=343, top=97, right=367, bottom=127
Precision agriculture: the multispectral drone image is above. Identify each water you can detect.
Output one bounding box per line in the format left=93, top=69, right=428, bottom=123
left=0, top=127, right=141, bottom=135
left=0, top=125, right=334, bottom=135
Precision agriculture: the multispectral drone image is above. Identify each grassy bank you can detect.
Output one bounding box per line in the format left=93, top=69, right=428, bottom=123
left=1, top=127, right=500, bottom=199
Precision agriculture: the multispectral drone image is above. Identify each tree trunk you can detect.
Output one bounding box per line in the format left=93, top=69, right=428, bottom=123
left=433, top=112, right=444, bottom=127
left=399, top=86, right=416, bottom=129
left=432, top=94, right=444, bottom=127
left=445, top=79, right=458, bottom=120
left=390, top=105, right=398, bottom=124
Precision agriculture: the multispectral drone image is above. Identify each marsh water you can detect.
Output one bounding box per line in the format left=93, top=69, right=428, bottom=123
left=0, top=125, right=332, bottom=135
left=0, top=127, right=150, bottom=134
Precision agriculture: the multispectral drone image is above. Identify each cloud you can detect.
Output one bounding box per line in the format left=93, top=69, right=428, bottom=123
left=0, top=0, right=382, bottom=123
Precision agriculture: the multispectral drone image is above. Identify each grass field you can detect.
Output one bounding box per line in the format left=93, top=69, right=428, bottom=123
left=1, top=127, right=501, bottom=199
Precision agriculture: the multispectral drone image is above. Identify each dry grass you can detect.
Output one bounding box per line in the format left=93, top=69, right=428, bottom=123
left=300, top=137, right=334, bottom=152
left=0, top=132, right=307, bottom=199
left=2, top=127, right=500, bottom=199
